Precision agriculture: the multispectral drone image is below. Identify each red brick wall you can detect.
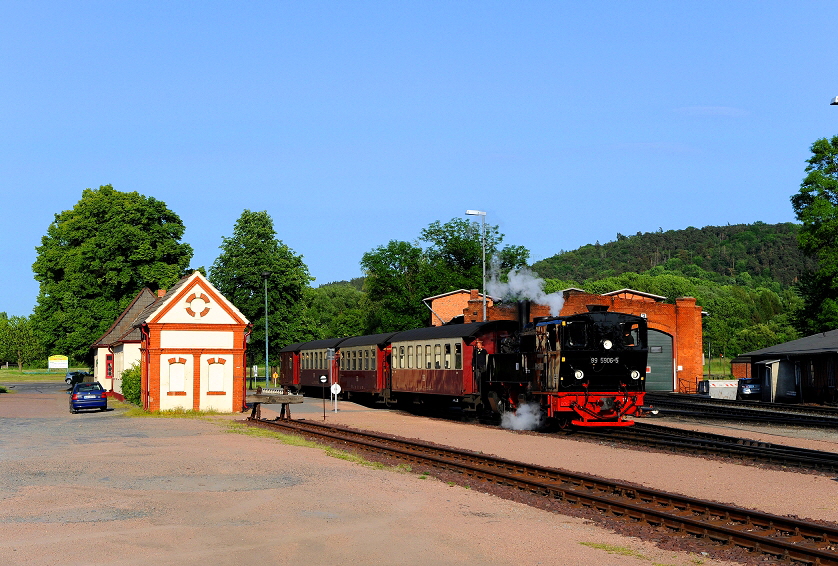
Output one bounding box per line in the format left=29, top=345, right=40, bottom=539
left=430, top=290, right=494, bottom=326
left=731, top=361, right=750, bottom=379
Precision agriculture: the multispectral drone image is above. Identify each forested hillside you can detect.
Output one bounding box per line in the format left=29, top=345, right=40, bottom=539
left=532, top=222, right=813, bottom=287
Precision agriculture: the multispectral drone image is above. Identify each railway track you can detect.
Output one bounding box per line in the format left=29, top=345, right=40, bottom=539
left=645, top=393, right=838, bottom=427
left=247, top=415, right=838, bottom=565
left=579, top=422, right=838, bottom=474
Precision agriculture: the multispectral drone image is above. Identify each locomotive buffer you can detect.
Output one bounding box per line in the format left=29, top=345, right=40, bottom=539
left=246, top=387, right=304, bottom=420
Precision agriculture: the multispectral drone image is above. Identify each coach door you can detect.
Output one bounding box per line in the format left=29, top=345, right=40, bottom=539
left=646, top=329, right=674, bottom=391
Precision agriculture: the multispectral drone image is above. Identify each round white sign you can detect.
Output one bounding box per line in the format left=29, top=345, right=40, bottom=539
left=330, top=383, right=342, bottom=395
left=319, top=375, right=328, bottom=383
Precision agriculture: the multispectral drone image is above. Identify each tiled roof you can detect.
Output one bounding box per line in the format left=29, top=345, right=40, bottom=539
left=133, top=273, right=192, bottom=325
left=90, top=288, right=157, bottom=348
left=740, top=329, right=838, bottom=358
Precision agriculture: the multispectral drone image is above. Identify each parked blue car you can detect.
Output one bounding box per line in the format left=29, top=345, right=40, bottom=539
left=69, top=382, right=108, bottom=413
left=736, top=377, right=762, bottom=401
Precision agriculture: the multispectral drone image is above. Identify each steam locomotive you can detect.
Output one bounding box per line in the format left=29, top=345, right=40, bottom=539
left=279, top=305, right=648, bottom=427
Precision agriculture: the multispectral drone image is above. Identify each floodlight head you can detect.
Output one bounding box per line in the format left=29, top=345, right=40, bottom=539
left=465, top=209, right=486, bottom=216
left=831, top=96, right=838, bottom=106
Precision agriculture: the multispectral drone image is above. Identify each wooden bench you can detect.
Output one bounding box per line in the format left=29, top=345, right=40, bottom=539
left=246, top=388, right=304, bottom=420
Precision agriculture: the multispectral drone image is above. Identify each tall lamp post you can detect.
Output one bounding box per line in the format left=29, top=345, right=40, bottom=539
left=262, top=271, right=270, bottom=387
left=465, top=209, right=487, bottom=321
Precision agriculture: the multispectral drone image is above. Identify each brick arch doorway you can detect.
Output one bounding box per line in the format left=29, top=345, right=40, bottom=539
left=646, top=329, right=675, bottom=392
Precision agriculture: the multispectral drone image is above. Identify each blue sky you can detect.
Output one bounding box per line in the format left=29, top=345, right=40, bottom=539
left=2, top=1, right=836, bottom=316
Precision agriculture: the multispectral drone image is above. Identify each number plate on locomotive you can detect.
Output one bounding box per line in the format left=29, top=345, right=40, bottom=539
left=592, top=357, right=619, bottom=364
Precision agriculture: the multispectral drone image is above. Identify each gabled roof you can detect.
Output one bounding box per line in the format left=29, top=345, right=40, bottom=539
left=133, top=274, right=192, bottom=325
left=740, top=329, right=838, bottom=358
left=91, top=288, right=158, bottom=349
left=601, top=288, right=667, bottom=302
left=134, top=271, right=249, bottom=326
left=423, top=289, right=498, bottom=301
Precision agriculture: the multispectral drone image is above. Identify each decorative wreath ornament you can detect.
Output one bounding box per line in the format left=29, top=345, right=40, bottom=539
left=185, top=293, right=211, bottom=317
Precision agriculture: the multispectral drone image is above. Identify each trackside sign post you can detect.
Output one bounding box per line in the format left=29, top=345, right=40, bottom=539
left=320, top=375, right=327, bottom=420
left=331, top=382, right=341, bottom=412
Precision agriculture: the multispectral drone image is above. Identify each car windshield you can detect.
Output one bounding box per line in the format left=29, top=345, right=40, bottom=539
left=76, top=383, right=102, bottom=392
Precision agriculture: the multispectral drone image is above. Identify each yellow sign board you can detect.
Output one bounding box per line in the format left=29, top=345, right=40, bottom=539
left=48, top=355, right=69, bottom=369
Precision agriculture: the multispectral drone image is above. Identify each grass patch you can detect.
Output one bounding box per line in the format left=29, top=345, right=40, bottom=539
left=225, top=421, right=414, bottom=472
left=580, top=542, right=647, bottom=560
left=0, top=367, right=85, bottom=383
left=121, top=407, right=224, bottom=418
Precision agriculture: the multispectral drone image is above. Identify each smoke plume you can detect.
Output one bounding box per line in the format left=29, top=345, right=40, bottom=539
left=500, top=403, right=544, bottom=431
left=486, top=263, right=565, bottom=315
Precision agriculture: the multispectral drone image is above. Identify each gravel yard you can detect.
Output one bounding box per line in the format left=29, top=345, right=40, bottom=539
left=2, top=383, right=832, bottom=566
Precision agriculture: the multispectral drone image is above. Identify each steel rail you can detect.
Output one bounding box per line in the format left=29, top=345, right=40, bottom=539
left=644, top=397, right=838, bottom=428
left=646, top=393, right=838, bottom=420
left=577, top=422, right=838, bottom=473
left=247, top=416, right=838, bottom=565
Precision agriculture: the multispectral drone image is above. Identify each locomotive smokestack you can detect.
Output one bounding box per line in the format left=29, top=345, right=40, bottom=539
left=518, top=300, right=531, bottom=329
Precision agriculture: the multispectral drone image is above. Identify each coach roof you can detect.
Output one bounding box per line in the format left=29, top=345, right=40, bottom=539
left=339, top=332, right=400, bottom=348
left=390, top=320, right=517, bottom=343
left=280, top=337, right=348, bottom=353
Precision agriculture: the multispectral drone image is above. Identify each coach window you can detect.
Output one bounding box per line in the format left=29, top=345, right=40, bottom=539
left=407, top=346, right=413, bottom=368
left=362, top=349, right=368, bottom=370
left=397, top=346, right=404, bottom=369
left=352, top=350, right=357, bottom=371
left=434, top=344, right=441, bottom=369
left=455, top=343, right=462, bottom=369
left=417, top=344, right=424, bottom=369
left=444, top=344, right=451, bottom=369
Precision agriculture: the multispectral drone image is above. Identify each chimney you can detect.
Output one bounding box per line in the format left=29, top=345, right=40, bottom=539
left=157, top=289, right=166, bottom=297
left=517, top=300, right=531, bottom=329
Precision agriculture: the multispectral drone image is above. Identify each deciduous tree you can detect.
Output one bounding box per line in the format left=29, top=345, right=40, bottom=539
left=209, top=210, right=316, bottom=365
left=361, top=218, right=530, bottom=333
left=0, top=315, right=45, bottom=370
left=32, top=186, right=193, bottom=362
left=791, top=136, right=838, bottom=333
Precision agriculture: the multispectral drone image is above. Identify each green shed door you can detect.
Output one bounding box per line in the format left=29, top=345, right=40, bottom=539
left=646, top=329, right=674, bottom=392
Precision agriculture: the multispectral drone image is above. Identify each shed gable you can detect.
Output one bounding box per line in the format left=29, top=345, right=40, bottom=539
left=147, top=274, right=248, bottom=326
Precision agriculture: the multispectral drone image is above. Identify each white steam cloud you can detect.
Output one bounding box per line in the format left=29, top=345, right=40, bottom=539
left=500, top=403, right=543, bottom=431
left=486, top=263, right=565, bottom=316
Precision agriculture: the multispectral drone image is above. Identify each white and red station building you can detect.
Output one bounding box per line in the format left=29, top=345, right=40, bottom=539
left=91, top=271, right=250, bottom=412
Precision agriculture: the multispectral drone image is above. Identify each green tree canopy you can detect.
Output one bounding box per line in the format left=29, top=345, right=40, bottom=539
left=209, top=210, right=316, bottom=364
left=361, top=218, right=530, bottom=333
left=0, top=315, right=43, bottom=370
left=307, top=282, right=366, bottom=339
left=361, top=240, right=431, bottom=333
left=791, top=136, right=838, bottom=333
left=32, top=185, right=193, bottom=362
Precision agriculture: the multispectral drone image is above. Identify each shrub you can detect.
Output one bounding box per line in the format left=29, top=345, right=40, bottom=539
left=121, top=362, right=141, bottom=406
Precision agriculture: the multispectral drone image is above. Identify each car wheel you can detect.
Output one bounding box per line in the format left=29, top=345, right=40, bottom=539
left=100, top=406, right=106, bottom=411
